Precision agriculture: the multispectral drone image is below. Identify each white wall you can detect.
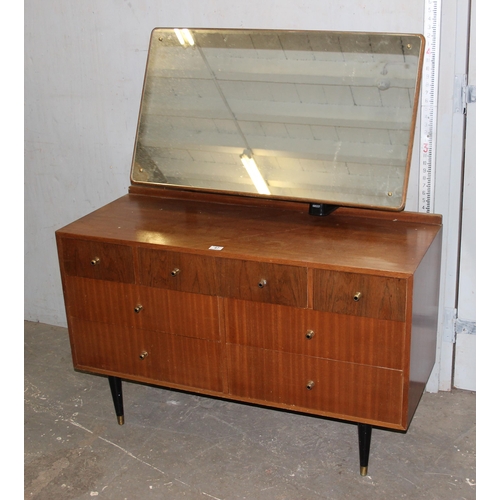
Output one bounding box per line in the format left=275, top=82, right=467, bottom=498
left=27, top=1, right=473, bottom=392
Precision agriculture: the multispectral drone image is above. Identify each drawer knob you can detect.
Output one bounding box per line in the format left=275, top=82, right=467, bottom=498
left=134, top=304, right=143, bottom=313
left=139, top=351, right=148, bottom=360
left=306, top=380, right=315, bottom=390
left=353, top=292, right=362, bottom=302
left=171, top=268, right=181, bottom=277
left=258, top=279, right=267, bottom=288
left=305, top=330, right=315, bottom=340
left=90, top=257, right=100, bottom=266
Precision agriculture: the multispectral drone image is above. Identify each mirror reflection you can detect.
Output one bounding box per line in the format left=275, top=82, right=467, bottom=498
left=131, top=29, right=423, bottom=210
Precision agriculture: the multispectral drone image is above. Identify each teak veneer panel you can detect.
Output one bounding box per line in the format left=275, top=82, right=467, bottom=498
left=58, top=194, right=440, bottom=275
left=62, top=237, right=135, bottom=283
left=56, top=191, right=442, bottom=436
left=226, top=345, right=404, bottom=427
left=217, top=259, right=307, bottom=307
left=138, top=248, right=219, bottom=296
left=70, top=319, right=223, bottom=392
left=65, top=276, right=220, bottom=340
left=313, top=270, right=407, bottom=321
left=223, top=298, right=405, bottom=370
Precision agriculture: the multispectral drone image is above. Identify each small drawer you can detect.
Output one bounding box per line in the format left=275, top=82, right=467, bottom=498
left=227, top=345, right=404, bottom=427
left=313, top=270, right=407, bottom=321
left=60, top=238, right=134, bottom=283
left=223, top=298, right=405, bottom=369
left=70, top=319, right=223, bottom=392
left=138, top=248, right=219, bottom=296
left=218, top=259, right=307, bottom=307
left=65, top=277, right=220, bottom=340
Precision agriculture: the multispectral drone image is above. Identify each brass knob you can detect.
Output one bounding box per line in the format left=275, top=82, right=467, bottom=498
left=134, top=304, right=143, bottom=313
left=258, top=279, right=267, bottom=288
left=353, top=292, right=362, bottom=302
left=139, top=351, right=148, bottom=360
left=171, top=268, right=180, bottom=277
left=90, top=257, right=100, bottom=266
left=305, top=330, right=315, bottom=340
left=306, top=380, right=315, bottom=390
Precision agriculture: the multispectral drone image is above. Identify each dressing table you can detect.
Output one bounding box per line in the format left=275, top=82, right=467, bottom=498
left=56, top=29, right=442, bottom=476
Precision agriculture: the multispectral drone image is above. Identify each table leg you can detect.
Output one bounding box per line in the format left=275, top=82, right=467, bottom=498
left=108, top=376, right=124, bottom=425
left=358, top=423, right=372, bottom=476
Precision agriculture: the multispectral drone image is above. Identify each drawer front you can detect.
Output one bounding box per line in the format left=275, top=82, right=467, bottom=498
left=65, top=276, right=220, bottom=340
left=313, top=270, right=407, bottom=321
left=227, top=345, right=404, bottom=427
left=138, top=248, right=219, bottom=296
left=70, top=319, right=223, bottom=392
left=60, top=238, right=135, bottom=283
left=224, top=299, right=405, bottom=369
left=218, top=259, right=307, bottom=307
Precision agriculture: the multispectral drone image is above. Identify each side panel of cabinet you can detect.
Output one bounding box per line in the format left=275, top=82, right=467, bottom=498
left=406, top=229, right=442, bottom=426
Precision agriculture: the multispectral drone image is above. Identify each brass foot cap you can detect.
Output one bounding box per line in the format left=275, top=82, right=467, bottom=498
left=117, top=415, right=124, bottom=425
left=360, top=466, right=368, bottom=476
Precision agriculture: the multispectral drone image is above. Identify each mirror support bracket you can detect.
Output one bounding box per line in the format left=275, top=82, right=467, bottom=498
left=308, top=203, right=339, bottom=216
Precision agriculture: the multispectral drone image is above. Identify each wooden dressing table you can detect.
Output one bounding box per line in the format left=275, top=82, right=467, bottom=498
left=56, top=29, right=441, bottom=476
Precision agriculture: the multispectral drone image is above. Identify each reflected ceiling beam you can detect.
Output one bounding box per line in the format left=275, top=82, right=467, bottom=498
left=240, top=149, right=271, bottom=195
left=174, top=28, right=195, bottom=46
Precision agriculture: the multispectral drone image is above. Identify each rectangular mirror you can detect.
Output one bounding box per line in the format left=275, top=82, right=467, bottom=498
left=131, top=29, right=424, bottom=211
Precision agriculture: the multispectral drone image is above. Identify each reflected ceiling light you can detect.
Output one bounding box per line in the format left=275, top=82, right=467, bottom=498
left=240, top=150, right=271, bottom=195
left=174, top=28, right=195, bottom=46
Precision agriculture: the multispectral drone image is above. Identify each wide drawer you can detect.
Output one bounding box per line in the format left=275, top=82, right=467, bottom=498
left=313, top=270, right=407, bottom=321
left=137, top=248, right=219, bottom=296
left=227, top=345, right=404, bottom=427
left=70, top=319, right=223, bottom=392
left=64, top=276, right=220, bottom=340
left=223, top=299, right=405, bottom=369
left=218, top=259, right=307, bottom=307
left=60, top=238, right=135, bottom=283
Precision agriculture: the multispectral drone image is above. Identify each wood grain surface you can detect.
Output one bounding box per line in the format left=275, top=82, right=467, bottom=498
left=56, top=190, right=442, bottom=431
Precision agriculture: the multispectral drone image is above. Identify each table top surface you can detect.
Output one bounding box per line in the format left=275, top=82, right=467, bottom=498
left=57, top=192, right=442, bottom=277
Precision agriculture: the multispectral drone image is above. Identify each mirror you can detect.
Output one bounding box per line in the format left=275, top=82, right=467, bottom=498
left=131, top=29, right=424, bottom=211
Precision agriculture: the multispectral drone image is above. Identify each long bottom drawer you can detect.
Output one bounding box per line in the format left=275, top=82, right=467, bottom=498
left=227, top=345, right=404, bottom=427
left=69, top=319, right=224, bottom=392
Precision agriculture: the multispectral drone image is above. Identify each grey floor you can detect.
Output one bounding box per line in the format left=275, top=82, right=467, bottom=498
left=25, top=321, right=476, bottom=500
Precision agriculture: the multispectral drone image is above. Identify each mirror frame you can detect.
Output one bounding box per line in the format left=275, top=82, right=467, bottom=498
left=130, top=28, right=425, bottom=212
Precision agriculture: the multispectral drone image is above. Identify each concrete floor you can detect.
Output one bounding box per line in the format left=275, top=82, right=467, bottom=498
left=25, top=321, right=476, bottom=499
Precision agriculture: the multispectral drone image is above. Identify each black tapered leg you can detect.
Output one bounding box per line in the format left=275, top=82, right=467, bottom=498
left=108, top=376, right=124, bottom=425
left=358, top=423, right=372, bottom=476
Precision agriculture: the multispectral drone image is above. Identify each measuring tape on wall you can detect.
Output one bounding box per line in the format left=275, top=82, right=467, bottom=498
left=419, top=0, right=442, bottom=213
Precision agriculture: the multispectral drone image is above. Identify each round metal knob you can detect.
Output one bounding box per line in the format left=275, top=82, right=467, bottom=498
left=306, top=380, right=315, bottom=390
left=139, top=351, right=148, bottom=360
left=353, top=292, right=362, bottom=302
left=305, top=330, right=315, bottom=340
left=134, top=304, right=143, bottom=313
left=90, top=257, right=100, bottom=266
left=258, top=279, right=267, bottom=288
left=171, top=268, right=180, bottom=277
